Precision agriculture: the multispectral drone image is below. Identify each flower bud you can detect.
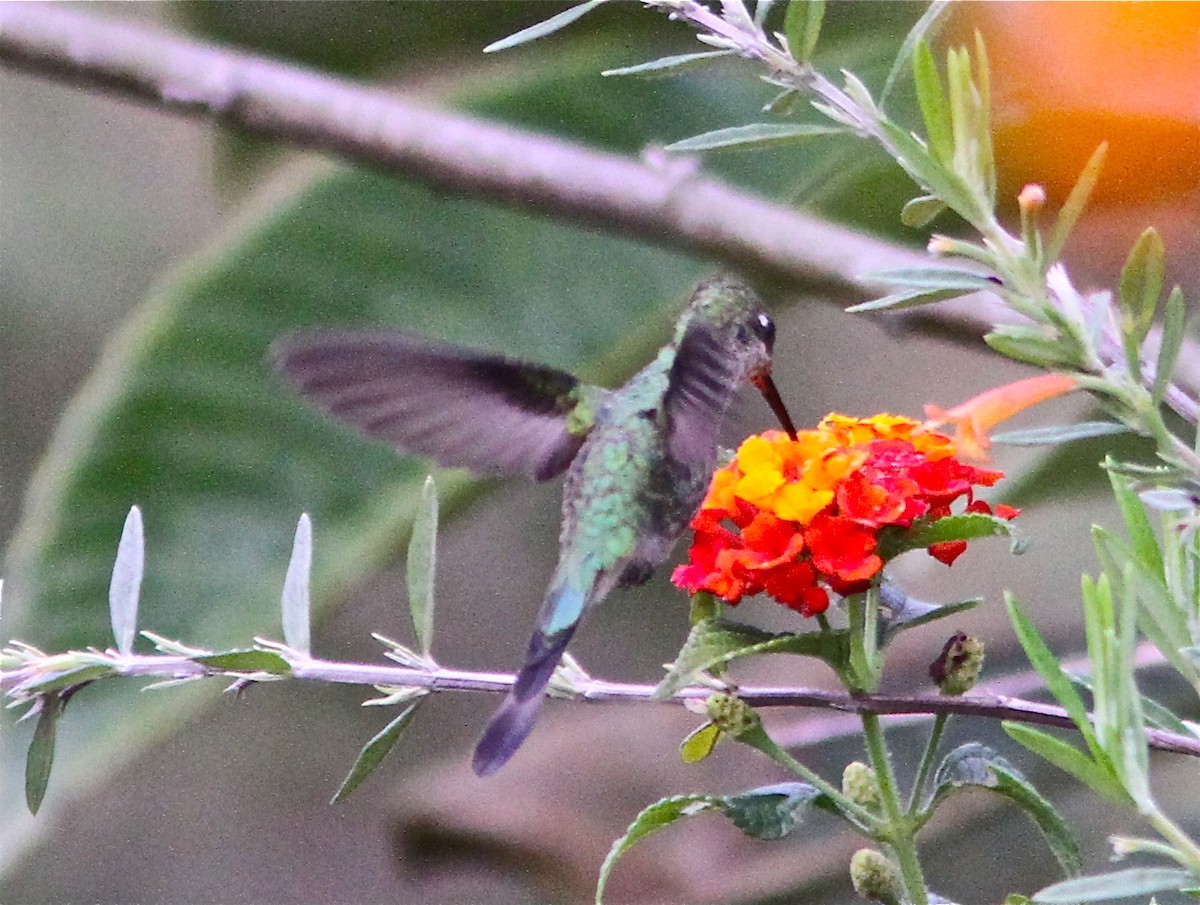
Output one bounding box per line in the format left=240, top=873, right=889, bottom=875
left=1018, top=183, right=1046, bottom=214
left=842, top=761, right=881, bottom=809
left=929, top=631, right=985, bottom=695
left=850, top=848, right=904, bottom=905
left=704, top=691, right=760, bottom=737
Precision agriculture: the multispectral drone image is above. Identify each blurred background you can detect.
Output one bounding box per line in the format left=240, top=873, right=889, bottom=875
left=3, top=2, right=1200, bottom=902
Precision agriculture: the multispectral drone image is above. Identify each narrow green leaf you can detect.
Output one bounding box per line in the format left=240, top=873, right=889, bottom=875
left=680, top=722, right=722, bottom=764
left=862, top=266, right=995, bottom=291
left=406, top=476, right=438, bottom=658
left=984, top=327, right=1084, bottom=369
left=882, top=596, right=980, bottom=637
left=1003, top=723, right=1126, bottom=805
left=192, top=649, right=291, bottom=674
left=1153, top=285, right=1186, bottom=406
left=845, top=287, right=967, bottom=314
left=1005, top=600, right=1095, bottom=744
left=897, top=512, right=1026, bottom=556
left=878, top=119, right=985, bottom=223
left=784, top=0, right=825, bottom=62
left=280, top=514, right=313, bottom=656
left=1106, top=468, right=1163, bottom=575
left=26, top=695, right=64, bottom=815
left=483, top=0, right=608, bottom=53
left=108, top=505, right=144, bottom=656
left=991, top=422, right=1131, bottom=447
left=719, top=782, right=828, bottom=840
left=1117, top=227, right=1165, bottom=348
left=1034, top=868, right=1195, bottom=903
left=925, top=744, right=1080, bottom=876
left=665, top=122, right=844, bottom=153
left=18, top=665, right=115, bottom=696
left=888, top=5, right=952, bottom=110
left=1046, top=143, right=1108, bottom=264
left=602, top=49, right=734, bottom=78
left=331, top=700, right=423, bottom=803
left=655, top=618, right=848, bottom=699
left=596, top=795, right=717, bottom=904
left=900, top=194, right=946, bottom=228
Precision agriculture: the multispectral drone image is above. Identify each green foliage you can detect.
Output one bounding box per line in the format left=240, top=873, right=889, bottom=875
left=405, top=477, right=438, bottom=659
left=24, top=695, right=63, bottom=817
left=1034, top=868, right=1197, bottom=903
left=665, top=122, right=845, bottom=152
left=330, top=700, right=424, bottom=804
left=783, top=0, right=824, bottom=63
left=107, top=507, right=143, bottom=657
left=280, top=514, right=312, bottom=656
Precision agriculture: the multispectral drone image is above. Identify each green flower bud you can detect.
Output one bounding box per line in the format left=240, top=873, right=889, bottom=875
left=842, top=761, right=881, bottom=809
left=929, top=631, right=985, bottom=696
left=850, top=848, right=904, bottom=905
left=704, top=691, right=760, bottom=737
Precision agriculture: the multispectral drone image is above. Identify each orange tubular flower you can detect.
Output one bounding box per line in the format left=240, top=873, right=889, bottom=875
left=672, top=413, right=1019, bottom=616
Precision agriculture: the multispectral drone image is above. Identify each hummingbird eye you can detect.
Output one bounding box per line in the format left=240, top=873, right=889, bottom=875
left=753, top=312, right=776, bottom=348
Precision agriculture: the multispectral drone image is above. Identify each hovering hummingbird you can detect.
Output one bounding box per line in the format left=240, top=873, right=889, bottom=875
left=272, top=275, right=797, bottom=776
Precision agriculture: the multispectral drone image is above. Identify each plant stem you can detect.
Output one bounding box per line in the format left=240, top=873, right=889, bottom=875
left=1145, top=805, right=1200, bottom=877
left=863, top=711, right=929, bottom=905
left=906, top=712, right=947, bottom=818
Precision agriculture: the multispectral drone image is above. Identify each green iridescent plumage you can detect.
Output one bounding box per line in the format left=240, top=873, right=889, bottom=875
left=272, top=274, right=793, bottom=775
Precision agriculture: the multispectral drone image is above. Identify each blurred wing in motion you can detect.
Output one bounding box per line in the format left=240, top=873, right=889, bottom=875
left=661, top=321, right=742, bottom=464
left=272, top=331, right=602, bottom=481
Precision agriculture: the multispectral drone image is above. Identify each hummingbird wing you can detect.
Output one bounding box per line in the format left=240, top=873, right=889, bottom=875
left=661, top=321, right=742, bottom=464
left=272, top=331, right=602, bottom=481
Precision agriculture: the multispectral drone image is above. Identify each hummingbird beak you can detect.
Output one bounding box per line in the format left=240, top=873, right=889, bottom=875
left=750, top=369, right=798, bottom=439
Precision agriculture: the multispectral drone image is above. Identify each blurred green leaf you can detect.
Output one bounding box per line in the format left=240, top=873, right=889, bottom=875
left=984, top=324, right=1086, bottom=369
left=15, top=665, right=115, bottom=697
left=280, top=513, right=312, bottom=655
left=1034, top=868, right=1195, bottom=903
left=861, top=266, right=995, bottom=291
left=1152, top=285, right=1186, bottom=407
left=1106, top=468, right=1163, bottom=575
left=484, top=0, right=609, bottom=53
left=25, top=695, right=63, bottom=816
left=991, top=422, right=1131, bottom=447
left=885, top=4, right=951, bottom=110
left=666, top=122, right=845, bottom=152
left=191, top=649, right=291, bottom=674
left=602, top=49, right=733, bottom=78
left=925, top=743, right=1081, bottom=876
left=597, top=794, right=717, bottom=904
left=1002, top=723, right=1126, bottom=806
left=719, top=781, right=830, bottom=840
left=679, top=721, right=722, bottom=763
left=1045, top=143, right=1107, bottom=266
left=845, top=287, right=969, bottom=314
left=899, top=194, right=946, bottom=228
left=654, top=618, right=849, bottom=699
left=406, top=477, right=438, bottom=659
left=784, top=0, right=825, bottom=63
left=331, top=700, right=424, bottom=804
left=895, top=512, right=1026, bottom=557
left=1117, top=227, right=1165, bottom=351
left=108, top=506, right=144, bottom=657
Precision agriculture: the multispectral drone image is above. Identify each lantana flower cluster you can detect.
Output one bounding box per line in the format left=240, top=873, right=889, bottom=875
left=672, top=414, right=1018, bottom=616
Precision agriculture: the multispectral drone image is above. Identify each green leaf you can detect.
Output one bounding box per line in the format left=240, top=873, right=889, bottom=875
left=878, top=118, right=985, bottom=224
left=1117, top=227, right=1165, bottom=348
left=16, top=665, right=115, bottom=696
left=1003, top=723, right=1126, bottom=805
left=983, top=325, right=1086, bottom=370
left=280, top=513, right=312, bottom=655
left=25, top=695, right=64, bottom=816
left=192, top=649, right=291, bottom=674
left=881, top=595, right=980, bottom=638
left=1046, top=143, right=1108, bottom=265
left=896, top=512, right=1026, bottom=557
left=601, top=49, right=734, bottom=78
left=597, top=795, right=717, bottom=904
left=1105, top=468, right=1163, bottom=576
left=845, top=287, right=969, bottom=314
left=108, top=506, right=144, bottom=657
left=900, top=194, right=946, bottom=228
left=330, top=700, right=423, bottom=804
left=885, top=4, right=952, bottom=110
left=925, top=743, right=1081, bottom=876
left=654, top=618, right=848, bottom=699
left=719, top=782, right=829, bottom=840
left=1034, top=868, right=1196, bottom=903
left=679, top=721, right=722, bottom=764
left=1005, top=599, right=1096, bottom=746
left=861, top=266, right=995, bottom=291
left=784, top=0, right=825, bottom=62
left=1067, top=672, right=1195, bottom=739
left=1153, top=285, right=1186, bottom=407
left=991, top=422, right=1132, bottom=447
left=665, top=123, right=845, bottom=153
left=406, top=476, right=438, bottom=658
left=483, top=0, right=608, bottom=53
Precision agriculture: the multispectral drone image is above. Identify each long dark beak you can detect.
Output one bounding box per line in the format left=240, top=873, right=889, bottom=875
left=751, top=371, right=798, bottom=439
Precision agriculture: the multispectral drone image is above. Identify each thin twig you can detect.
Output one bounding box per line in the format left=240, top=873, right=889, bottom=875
left=5, top=648, right=1199, bottom=758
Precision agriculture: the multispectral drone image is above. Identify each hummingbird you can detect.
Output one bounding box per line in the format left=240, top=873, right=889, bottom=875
left=271, top=275, right=797, bottom=776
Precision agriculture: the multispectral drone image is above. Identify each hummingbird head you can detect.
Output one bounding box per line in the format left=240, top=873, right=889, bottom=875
left=679, top=275, right=798, bottom=438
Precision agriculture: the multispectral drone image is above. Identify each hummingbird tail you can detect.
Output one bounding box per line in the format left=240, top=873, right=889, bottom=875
left=472, top=623, right=577, bottom=777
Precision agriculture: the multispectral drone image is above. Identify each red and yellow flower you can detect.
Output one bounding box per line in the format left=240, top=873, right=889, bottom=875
left=672, top=413, right=1015, bottom=616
